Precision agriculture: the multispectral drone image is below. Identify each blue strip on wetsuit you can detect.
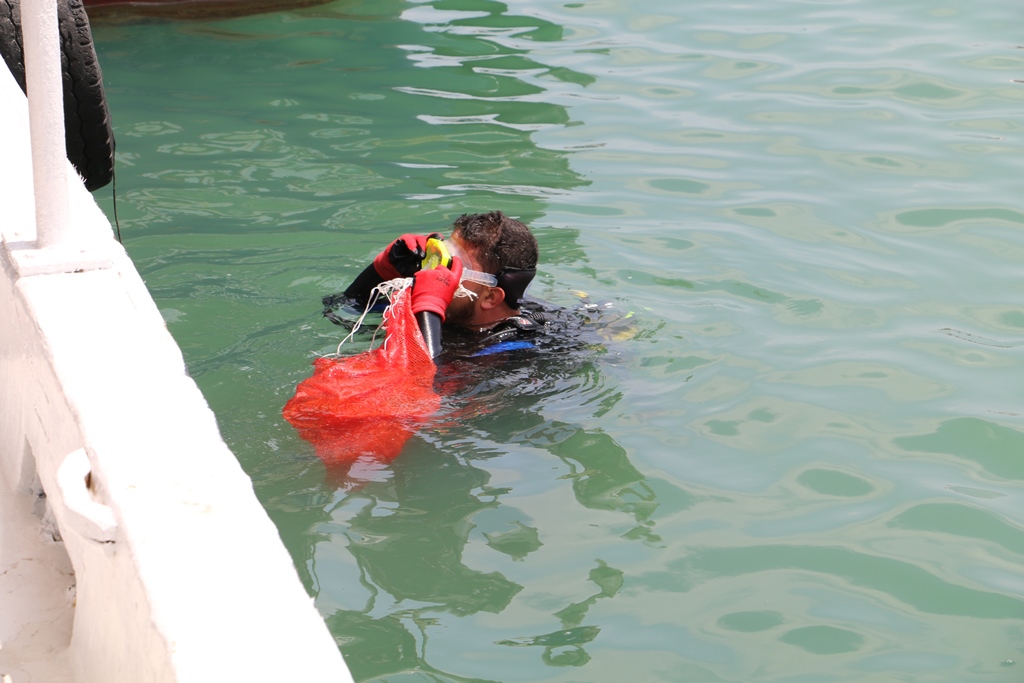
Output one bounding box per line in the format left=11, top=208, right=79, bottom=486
left=471, top=340, right=536, bottom=357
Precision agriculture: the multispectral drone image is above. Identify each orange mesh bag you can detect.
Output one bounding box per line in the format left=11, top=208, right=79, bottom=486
left=283, top=281, right=440, bottom=468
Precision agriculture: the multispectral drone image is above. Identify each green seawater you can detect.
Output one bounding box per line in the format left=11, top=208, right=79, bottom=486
left=91, top=1, right=1024, bottom=680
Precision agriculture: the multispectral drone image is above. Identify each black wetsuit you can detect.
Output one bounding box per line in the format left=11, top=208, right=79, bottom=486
left=439, top=301, right=554, bottom=359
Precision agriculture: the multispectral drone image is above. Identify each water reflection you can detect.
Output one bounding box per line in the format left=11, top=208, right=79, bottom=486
left=496, top=560, right=623, bottom=667
left=353, top=445, right=523, bottom=614
left=895, top=417, right=1024, bottom=480
left=88, top=0, right=359, bottom=24
left=508, top=421, right=662, bottom=544
left=93, top=0, right=586, bottom=240
left=316, top=454, right=646, bottom=677
left=890, top=502, right=1024, bottom=556
left=658, top=545, right=1024, bottom=619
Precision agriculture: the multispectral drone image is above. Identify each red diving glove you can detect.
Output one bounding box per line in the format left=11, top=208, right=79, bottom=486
left=373, top=233, right=441, bottom=280
left=410, top=257, right=464, bottom=321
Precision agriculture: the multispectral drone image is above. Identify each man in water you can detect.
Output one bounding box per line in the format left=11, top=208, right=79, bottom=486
left=325, top=211, right=543, bottom=359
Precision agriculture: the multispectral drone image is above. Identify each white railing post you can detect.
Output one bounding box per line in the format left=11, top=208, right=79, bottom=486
left=22, top=0, right=71, bottom=248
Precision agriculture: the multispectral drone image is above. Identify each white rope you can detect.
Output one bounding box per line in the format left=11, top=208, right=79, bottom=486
left=326, top=277, right=412, bottom=357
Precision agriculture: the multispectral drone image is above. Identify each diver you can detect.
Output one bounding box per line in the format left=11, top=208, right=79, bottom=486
left=323, top=211, right=546, bottom=360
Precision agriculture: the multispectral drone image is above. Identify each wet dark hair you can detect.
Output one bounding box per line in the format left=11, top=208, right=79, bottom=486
left=451, top=211, right=538, bottom=308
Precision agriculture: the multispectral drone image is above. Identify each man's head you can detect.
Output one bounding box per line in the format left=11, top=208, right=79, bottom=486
left=443, top=211, right=538, bottom=328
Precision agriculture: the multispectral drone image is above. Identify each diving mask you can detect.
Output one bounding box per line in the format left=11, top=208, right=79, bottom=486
left=445, top=237, right=536, bottom=305
left=422, top=237, right=498, bottom=287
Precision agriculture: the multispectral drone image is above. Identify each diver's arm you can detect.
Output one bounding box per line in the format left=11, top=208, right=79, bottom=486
left=342, top=263, right=385, bottom=305
left=416, top=311, right=443, bottom=359
left=330, top=234, right=431, bottom=306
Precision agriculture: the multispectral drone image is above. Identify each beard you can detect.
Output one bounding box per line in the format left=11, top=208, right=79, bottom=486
left=444, top=292, right=476, bottom=327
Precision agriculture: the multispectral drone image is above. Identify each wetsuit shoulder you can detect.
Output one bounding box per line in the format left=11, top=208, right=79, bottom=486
left=465, top=306, right=548, bottom=356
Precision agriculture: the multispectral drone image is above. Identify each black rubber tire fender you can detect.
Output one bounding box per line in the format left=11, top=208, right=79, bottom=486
left=0, top=0, right=114, bottom=191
